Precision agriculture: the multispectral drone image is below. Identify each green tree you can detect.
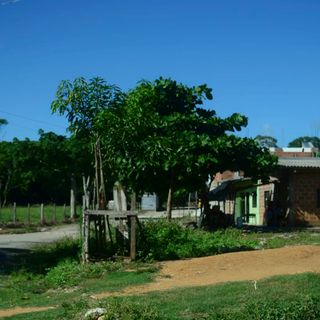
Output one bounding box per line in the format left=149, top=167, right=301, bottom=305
left=98, top=77, right=277, bottom=219
left=288, top=136, right=320, bottom=149
left=51, top=77, right=124, bottom=210
left=255, top=135, right=278, bottom=148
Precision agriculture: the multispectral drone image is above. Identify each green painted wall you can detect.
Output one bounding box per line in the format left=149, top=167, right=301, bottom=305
left=234, top=187, right=260, bottom=225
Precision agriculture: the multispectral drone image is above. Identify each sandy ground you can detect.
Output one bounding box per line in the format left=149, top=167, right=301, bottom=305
left=94, top=245, right=320, bottom=298
left=1, top=245, right=320, bottom=318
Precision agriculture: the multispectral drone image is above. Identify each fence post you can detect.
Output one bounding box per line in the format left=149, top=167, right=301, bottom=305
left=40, top=203, right=45, bottom=225
left=27, top=203, right=31, bottom=225
left=129, top=215, right=137, bottom=261
left=13, top=202, right=17, bottom=224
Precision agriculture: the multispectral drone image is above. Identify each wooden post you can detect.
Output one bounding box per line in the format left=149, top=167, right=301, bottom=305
left=40, top=203, right=45, bottom=225
left=187, top=193, right=191, bottom=216
left=12, top=202, right=17, bottom=224
left=27, top=203, right=31, bottom=225
left=129, top=215, right=137, bottom=261
left=70, top=174, right=76, bottom=220
left=106, top=215, right=113, bottom=245
left=82, top=213, right=90, bottom=263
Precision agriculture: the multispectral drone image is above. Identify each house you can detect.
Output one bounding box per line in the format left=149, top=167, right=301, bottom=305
left=208, top=171, right=276, bottom=226
left=275, top=157, right=320, bottom=226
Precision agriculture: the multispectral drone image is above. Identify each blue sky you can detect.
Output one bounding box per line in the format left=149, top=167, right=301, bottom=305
left=0, top=0, right=319, bottom=146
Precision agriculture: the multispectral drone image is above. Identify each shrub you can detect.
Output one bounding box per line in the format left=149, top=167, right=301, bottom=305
left=45, top=259, right=124, bottom=288
left=137, top=220, right=258, bottom=261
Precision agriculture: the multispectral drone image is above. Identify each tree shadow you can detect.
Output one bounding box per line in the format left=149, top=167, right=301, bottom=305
left=0, top=238, right=81, bottom=275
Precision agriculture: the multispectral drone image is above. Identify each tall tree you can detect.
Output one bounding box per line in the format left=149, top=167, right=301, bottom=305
left=98, top=77, right=277, bottom=219
left=51, top=77, right=124, bottom=210
left=288, top=136, right=320, bottom=149
left=255, top=135, right=278, bottom=148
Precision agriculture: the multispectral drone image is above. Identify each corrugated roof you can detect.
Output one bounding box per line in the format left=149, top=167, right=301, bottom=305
left=278, top=158, right=320, bottom=168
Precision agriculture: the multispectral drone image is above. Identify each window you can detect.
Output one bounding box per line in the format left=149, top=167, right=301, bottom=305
left=252, top=192, right=257, bottom=208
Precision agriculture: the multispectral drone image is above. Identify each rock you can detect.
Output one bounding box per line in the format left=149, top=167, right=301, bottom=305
left=84, top=308, right=106, bottom=320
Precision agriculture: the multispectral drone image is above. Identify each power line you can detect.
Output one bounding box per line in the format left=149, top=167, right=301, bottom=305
left=0, top=109, right=67, bottom=129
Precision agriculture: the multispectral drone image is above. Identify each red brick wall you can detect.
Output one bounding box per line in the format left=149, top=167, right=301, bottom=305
left=258, top=183, right=274, bottom=225
left=274, top=151, right=314, bottom=158
left=291, top=171, right=320, bottom=225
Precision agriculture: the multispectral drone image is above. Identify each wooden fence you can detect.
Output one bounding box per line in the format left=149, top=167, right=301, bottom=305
left=0, top=203, right=72, bottom=225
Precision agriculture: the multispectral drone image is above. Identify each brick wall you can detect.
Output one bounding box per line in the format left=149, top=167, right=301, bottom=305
left=291, top=170, right=320, bottom=225
left=258, top=183, right=274, bottom=225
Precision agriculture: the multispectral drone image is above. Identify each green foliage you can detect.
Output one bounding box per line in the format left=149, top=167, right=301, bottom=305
left=137, top=221, right=258, bottom=260
left=51, top=77, right=123, bottom=137
left=98, top=77, right=277, bottom=205
left=255, top=135, right=278, bottom=148
left=288, top=136, right=320, bottom=148
left=0, top=131, right=92, bottom=206
left=45, top=259, right=124, bottom=288
left=0, top=118, right=8, bottom=128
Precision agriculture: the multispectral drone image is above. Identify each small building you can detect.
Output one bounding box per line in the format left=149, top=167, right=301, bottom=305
left=208, top=175, right=276, bottom=226
left=275, top=157, right=320, bottom=226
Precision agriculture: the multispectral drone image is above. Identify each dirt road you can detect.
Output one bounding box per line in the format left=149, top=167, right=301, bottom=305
left=94, top=245, right=320, bottom=298
left=0, top=224, right=79, bottom=250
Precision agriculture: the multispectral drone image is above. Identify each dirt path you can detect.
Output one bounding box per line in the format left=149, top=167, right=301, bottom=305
left=1, top=245, right=320, bottom=318
left=94, top=245, right=320, bottom=298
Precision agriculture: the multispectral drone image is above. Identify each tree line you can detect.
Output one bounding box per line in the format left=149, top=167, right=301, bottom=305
left=255, top=135, right=320, bottom=149
left=1, top=77, right=280, bottom=217
left=0, top=129, right=92, bottom=206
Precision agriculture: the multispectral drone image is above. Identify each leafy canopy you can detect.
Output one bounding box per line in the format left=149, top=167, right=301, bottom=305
left=288, top=136, right=320, bottom=149
left=98, top=77, right=276, bottom=196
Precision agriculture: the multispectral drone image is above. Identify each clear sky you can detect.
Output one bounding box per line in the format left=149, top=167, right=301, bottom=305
left=0, top=0, right=319, bottom=146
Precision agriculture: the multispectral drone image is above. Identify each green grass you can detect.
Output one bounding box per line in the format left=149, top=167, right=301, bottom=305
left=0, top=238, right=158, bottom=310
left=247, top=230, right=320, bottom=249
left=7, top=273, right=320, bottom=320
left=0, top=204, right=73, bottom=228
left=2, top=226, right=320, bottom=319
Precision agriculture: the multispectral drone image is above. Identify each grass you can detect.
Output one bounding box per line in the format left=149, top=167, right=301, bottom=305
left=0, top=238, right=158, bottom=310
left=6, top=273, right=320, bottom=320
left=1, top=225, right=320, bottom=319
left=246, top=229, right=320, bottom=249
left=0, top=205, right=74, bottom=231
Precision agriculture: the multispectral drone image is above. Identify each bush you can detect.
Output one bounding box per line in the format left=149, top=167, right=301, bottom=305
left=137, top=220, right=258, bottom=260
left=101, top=298, right=160, bottom=320
left=45, top=259, right=124, bottom=288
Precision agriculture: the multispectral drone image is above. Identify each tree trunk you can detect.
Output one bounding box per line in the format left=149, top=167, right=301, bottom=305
left=70, top=174, right=76, bottom=219
left=130, top=191, right=137, bottom=211
left=94, top=138, right=107, bottom=210
left=82, top=175, right=90, bottom=210
left=98, top=140, right=107, bottom=210
left=166, top=186, right=173, bottom=221
left=2, top=171, right=11, bottom=208
left=94, top=140, right=100, bottom=209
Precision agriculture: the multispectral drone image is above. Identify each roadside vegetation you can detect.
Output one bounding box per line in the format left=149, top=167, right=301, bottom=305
left=1, top=223, right=320, bottom=319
